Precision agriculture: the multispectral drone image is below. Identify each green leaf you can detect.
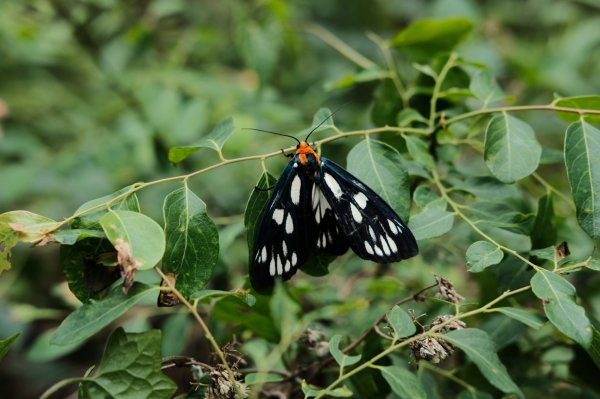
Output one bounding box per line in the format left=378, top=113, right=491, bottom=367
left=457, top=390, right=494, bottom=399
left=390, top=18, right=473, bottom=60
left=301, top=380, right=353, bottom=397
left=484, top=114, right=542, bottom=183
left=413, top=185, right=445, bottom=209
left=564, top=121, right=600, bottom=238
left=469, top=70, right=505, bottom=108
left=444, top=329, right=523, bottom=398
left=61, top=238, right=121, bottom=302
left=53, top=229, right=106, bottom=245
left=78, top=328, right=176, bottom=399
left=378, top=366, right=427, bottom=399
left=162, top=187, right=219, bottom=299
left=72, top=185, right=140, bottom=230
left=329, top=335, right=361, bottom=368
left=493, top=307, right=544, bottom=329
left=466, top=200, right=534, bottom=235
left=530, top=269, right=592, bottom=347
left=298, top=108, right=336, bottom=138
left=555, top=96, right=600, bottom=124
left=347, top=138, right=410, bottom=220
left=100, top=210, right=166, bottom=270
left=408, top=208, right=454, bottom=240
left=0, top=333, right=20, bottom=360
left=386, top=306, right=416, bottom=338
left=404, top=135, right=435, bottom=170
left=168, top=117, right=235, bottom=163
left=530, top=194, right=556, bottom=249
left=465, top=241, right=504, bottom=273
left=327, top=69, right=389, bottom=90
left=588, top=257, right=600, bottom=271
left=0, top=210, right=59, bottom=243
left=244, top=172, right=277, bottom=260
left=397, top=108, right=428, bottom=127
left=50, top=283, right=157, bottom=346
left=161, top=313, right=191, bottom=357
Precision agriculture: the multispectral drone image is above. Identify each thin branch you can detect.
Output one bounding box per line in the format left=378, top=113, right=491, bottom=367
left=154, top=267, right=245, bottom=399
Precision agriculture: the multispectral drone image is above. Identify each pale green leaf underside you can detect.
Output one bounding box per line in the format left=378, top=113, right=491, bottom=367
left=466, top=241, right=504, bottom=273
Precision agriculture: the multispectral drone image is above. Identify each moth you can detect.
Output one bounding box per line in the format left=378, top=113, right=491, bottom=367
left=250, top=117, right=418, bottom=291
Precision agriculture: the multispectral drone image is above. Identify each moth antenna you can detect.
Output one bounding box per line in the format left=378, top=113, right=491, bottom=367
left=243, top=128, right=301, bottom=145
left=304, top=103, right=348, bottom=142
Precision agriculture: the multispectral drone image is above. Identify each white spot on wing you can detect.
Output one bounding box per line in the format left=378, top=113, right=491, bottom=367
left=269, top=258, right=276, bottom=276
left=380, top=235, right=391, bottom=255
left=284, top=260, right=291, bottom=272
left=369, top=226, right=376, bottom=241
left=285, top=213, right=294, bottom=234
left=365, top=241, right=374, bottom=255
left=277, top=255, right=283, bottom=275
left=291, top=252, right=298, bottom=266
left=374, top=245, right=383, bottom=256
left=354, top=192, right=368, bottom=209
left=386, top=234, right=398, bottom=253
left=388, top=219, right=400, bottom=234
left=290, top=175, right=301, bottom=205
left=261, top=246, right=267, bottom=263
left=282, top=241, right=288, bottom=256
left=350, top=203, right=363, bottom=223
left=273, top=209, right=284, bottom=225
left=324, top=173, right=343, bottom=199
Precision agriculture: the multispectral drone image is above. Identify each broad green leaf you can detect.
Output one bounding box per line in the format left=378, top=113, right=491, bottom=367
left=531, top=269, right=592, bottom=347
left=465, top=241, right=503, bottom=273
left=72, top=185, right=140, bottom=230
left=51, top=283, right=157, bottom=346
left=27, top=328, right=83, bottom=362
left=327, top=69, right=389, bottom=90
left=564, top=121, right=600, bottom=238
left=387, top=306, right=416, bottom=338
left=457, top=390, right=494, bottom=399
left=168, top=117, right=235, bottom=163
left=0, top=210, right=59, bottom=243
left=588, top=257, right=600, bottom=271
left=444, top=328, right=523, bottom=398
left=378, top=366, right=427, bottom=399
left=162, top=187, right=219, bottom=299
left=469, top=70, right=505, bottom=108
left=245, top=372, right=284, bottom=385
left=555, top=96, right=600, bottom=123
left=79, top=328, right=176, bottom=399
left=244, top=172, right=277, bottom=259
left=408, top=208, right=454, bottom=240
left=61, top=238, right=120, bottom=302
left=390, top=18, right=473, bottom=60
left=301, top=380, right=353, bottom=397
left=530, top=194, right=556, bottom=249
left=0, top=333, right=20, bottom=360
left=528, top=247, right=556, bottom=261
left=480, top=314, right=526, bottom=351
left=540, top=147, right=564, bottom=165
left=100, top=210, right=166, bottom=270
left=53, top=229, right=105, bottom=245
left=329, top=335, right=362, bottom=368
left=347, top=138, right=410, bottom=220
left=493, top=307, right=544, bottom=329
left=404, top=135, right=435, bottom=170
left=484, top=114, right=542, bottom=183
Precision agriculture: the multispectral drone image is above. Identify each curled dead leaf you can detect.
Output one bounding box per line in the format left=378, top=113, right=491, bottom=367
left=114, top=238, right=140, bottom=294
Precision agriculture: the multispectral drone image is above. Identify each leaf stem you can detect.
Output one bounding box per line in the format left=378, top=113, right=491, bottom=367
left=40, top=377, right=87, bottom=399
left=429, top=53, right=458, bottom=131
left=154, top=267, right=245, bottom=399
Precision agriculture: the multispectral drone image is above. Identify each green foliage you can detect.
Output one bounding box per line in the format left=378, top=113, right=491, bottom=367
left=1, top=2, right=600, bottom=398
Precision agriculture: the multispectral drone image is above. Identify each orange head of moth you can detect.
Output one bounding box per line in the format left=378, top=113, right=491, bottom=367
left=295, top=141, right=320, bottom=166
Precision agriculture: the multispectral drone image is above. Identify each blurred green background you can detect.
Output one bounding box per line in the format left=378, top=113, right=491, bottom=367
left=1, top=0, right=599, bottom=397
